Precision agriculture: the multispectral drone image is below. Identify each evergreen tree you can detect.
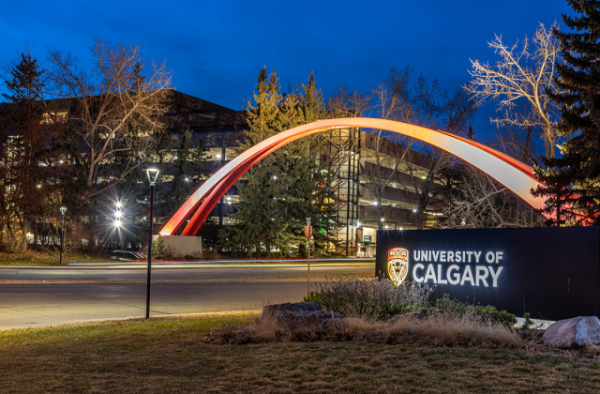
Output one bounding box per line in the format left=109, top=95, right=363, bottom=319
left=533, top=0, right=600, bottom=225
left=160, top=129, right=209, bottom=217
left=0, top=50, right=63, bottom=251
left=220, top=68, right=338, bottom=257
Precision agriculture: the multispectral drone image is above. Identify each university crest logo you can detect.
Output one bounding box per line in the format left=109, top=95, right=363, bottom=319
left=388, top=248, right=409, bottom=286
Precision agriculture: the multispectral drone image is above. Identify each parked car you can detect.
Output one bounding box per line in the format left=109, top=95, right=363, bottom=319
left=110, top=250, right=147, bottom=261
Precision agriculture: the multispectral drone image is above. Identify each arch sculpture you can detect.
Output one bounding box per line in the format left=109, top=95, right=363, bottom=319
left=160, top=118, right=547, bottom=237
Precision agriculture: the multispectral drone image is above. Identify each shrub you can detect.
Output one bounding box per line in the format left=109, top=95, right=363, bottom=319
left=203, top=248, right=221, bottom=259
left=521, top=312, right=532, bottom=329
left=304, top=275, right=434, bottom=321
left=143, top=236, right=165, bottom=258
left=305, top=276, right=515, bottom=326
left=418, top=294, right=517, bottom=326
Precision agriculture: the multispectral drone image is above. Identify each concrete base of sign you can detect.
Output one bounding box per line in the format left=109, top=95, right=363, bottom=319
left=162, top=235, right=203, bottom=259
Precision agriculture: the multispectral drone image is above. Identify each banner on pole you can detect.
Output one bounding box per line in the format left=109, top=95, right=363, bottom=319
left=305, top=217, right=312, bottom=238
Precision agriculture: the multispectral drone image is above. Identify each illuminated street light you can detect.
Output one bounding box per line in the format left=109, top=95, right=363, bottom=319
left=59, top=207, right=67, bottom=266
left=115, top=220, right=122, bottom=227
left=117, top=202, right=122, bottom=209
left=145, top=168, right=160, bottom=319
left=116, top=211, right=122, bottom=218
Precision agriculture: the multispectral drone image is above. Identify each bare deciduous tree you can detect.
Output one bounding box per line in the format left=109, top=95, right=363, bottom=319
left=47, top=39, right=172, bottom=202
left=465, top=22, right=562, bottom=158
left=369, top=67, right=415, bottom=230
left=443, top=166, right=545, bottom=229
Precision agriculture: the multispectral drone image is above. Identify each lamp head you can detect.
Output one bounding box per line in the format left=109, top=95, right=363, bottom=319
left=146, top=168, right=160, bottom=186
left=60, top=207, right=67, bottom=215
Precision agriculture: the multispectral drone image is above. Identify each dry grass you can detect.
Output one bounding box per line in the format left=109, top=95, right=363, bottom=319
left=0, top=250, right=108, bottom=266
left=208, top=310, right=532, bottom=350
left=313, top=275, right=433, bottom=319
left=2, top=314, right=600, bottom=393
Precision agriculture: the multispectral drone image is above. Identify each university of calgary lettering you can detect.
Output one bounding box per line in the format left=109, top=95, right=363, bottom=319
left=412, top=250, right=504, bottom=287
left=386, top=248, right=505, bottom=287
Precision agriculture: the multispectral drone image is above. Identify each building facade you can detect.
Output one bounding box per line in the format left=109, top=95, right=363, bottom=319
left=158, top=91, right=447, bottom=256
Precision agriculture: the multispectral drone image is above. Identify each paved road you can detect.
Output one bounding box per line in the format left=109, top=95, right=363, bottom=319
left=0, top=282, right=311, bottom=330
left=0, top=263, right=374, bottom=283
left=0, top=263, right=374, bottom=330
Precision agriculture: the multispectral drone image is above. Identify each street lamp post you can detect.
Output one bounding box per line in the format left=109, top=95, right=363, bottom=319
left=59, top=207, right=67, bottom=266
left=145, top=168, right=160, bottom=319
left=306, top=217, right=311, bottom=298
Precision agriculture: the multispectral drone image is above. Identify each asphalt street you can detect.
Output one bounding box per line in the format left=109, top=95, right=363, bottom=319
left=0, top=263, right=373, bottom=282
left=0, top=282, right=313, bottom=330
left=0, top=263, right=374, bottom=330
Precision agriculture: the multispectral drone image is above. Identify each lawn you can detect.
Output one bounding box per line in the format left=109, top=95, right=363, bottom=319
left=1, top=314, right=599, bottom=393
left=0, top=250, right=110, bottom=266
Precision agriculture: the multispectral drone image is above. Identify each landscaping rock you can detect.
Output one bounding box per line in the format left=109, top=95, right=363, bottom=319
left=261, top=302, right=321, bottom=320
left=389, top=312, right=423, bottom=324
left=278, top=310, right=340, bottom=329
left=321, top=318, right=362, bottom=330
left=543, top=316, right=600, bottom=348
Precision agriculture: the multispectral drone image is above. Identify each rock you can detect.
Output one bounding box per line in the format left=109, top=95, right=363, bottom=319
left=389, top=312, right=423, bottom=324
left=321, top=318, right=362, bottom=330
left=278, top=310, right=340, bottom=329
left=261, top=302, right=321, bottom=320
left=543, top=316, right=600, bottom=348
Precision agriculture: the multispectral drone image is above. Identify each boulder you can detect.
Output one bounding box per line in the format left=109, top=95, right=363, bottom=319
left=321, top=318, right=362, bottom=330
left=389, top=312, right=423, bottom=324
left=261, top=302, right=321, bottom=320
left=543, top=316, right=600, bottom=348
left=278, top=310, right=340, bottom=329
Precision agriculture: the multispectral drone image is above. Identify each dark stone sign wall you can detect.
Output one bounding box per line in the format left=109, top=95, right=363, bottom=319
left=376, top=227, right=600, bottom=321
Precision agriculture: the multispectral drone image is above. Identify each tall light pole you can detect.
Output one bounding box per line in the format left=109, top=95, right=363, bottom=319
left=59, top=207, right=67, bottom=266
left=306, top=217, right=311, bottom=298
left=145, top=168, right=160, bottom=319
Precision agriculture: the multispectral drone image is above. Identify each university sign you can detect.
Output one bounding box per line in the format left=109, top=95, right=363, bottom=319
left=376, top=227, right=600, bottom=321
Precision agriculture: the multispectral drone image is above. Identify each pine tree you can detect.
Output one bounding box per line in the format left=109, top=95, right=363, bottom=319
left=533, top=0, right=600, bottom=225
left=0, top=51, right=63, bottom=251
left=219, top=68, right=283, bottom=256
left=161, top=129, right=209, bottom=217
left=220, top=69, right=337, bottom=257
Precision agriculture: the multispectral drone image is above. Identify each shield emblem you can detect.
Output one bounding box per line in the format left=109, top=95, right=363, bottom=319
left=387, top=248, right=409, bottom=285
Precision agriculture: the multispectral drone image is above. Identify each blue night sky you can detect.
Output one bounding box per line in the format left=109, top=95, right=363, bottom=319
left=0, top=0, right=573, bottom=140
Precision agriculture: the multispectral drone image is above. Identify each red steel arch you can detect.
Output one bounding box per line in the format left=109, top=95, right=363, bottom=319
left=160, top=118, right=547, bottom=236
